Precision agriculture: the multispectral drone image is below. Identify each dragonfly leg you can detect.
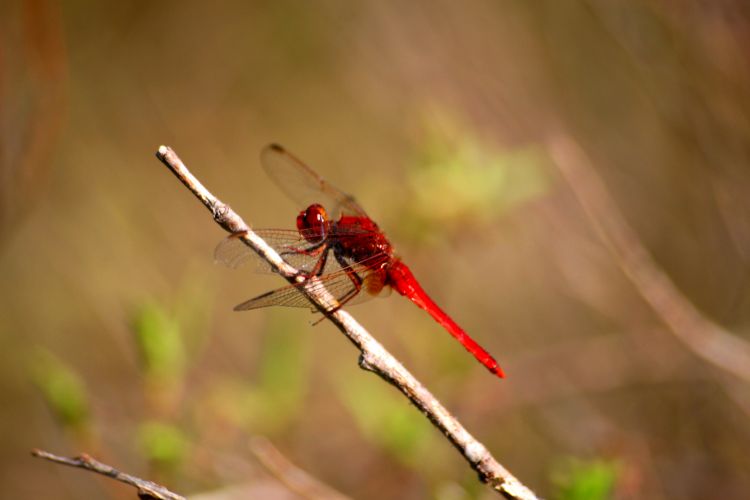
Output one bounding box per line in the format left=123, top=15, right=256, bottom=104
left=307, top=247, right=330, bottom=277
left=279, top=239, right=326, bottom=259
left=310, top=250, right=364, bottom=325
left=327, top=251, right=364, bottom=313
left=279, top=241, right=331, bottom=277
left=310, top=272, right=362, bottom=325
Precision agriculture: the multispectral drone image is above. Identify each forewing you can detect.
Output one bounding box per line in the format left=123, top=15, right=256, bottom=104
left=214, top=227, right=373, bottom=274
left=214, top=230, right=317, bottom=272
left=214, top=234, right=262, bottom=270
left=261, top=144, right=367, bottom=217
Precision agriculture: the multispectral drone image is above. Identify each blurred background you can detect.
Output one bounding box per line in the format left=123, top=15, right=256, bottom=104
left=1, top=1, right=749, bottom=498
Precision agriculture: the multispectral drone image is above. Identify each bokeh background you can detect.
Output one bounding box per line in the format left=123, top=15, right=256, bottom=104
left=2, top=1, right=750, bottom=499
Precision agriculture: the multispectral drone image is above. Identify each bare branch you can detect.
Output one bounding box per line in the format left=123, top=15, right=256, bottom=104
left=155, top=146, right=539, bottom=500
left=31, top=449, right=185, bottom=500
left=548, top=134, right=750, bottom=384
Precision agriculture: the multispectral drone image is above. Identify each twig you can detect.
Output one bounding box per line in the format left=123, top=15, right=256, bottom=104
left=250, top=436, right=352, bottom=500
left=155, top=146, right=539, bottom=500
left=31, top=449, right=185, bottom=500
left=548, top=135, right=750, bottom=384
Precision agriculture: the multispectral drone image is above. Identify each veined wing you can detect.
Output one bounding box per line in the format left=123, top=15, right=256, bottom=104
left=233, top=252, right=391, bottom=312
left=214, top=226, right=376, bottom=274
left=261, top=144, right=368, bottom=218
left=215, top=229, right=321, bottom=272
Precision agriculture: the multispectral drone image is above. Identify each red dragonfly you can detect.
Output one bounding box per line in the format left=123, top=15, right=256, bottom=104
left=215, top=144, right=504, bottom=378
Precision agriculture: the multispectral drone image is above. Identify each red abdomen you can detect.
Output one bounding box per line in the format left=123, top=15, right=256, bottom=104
left=387, top=260, right=504, bottom=378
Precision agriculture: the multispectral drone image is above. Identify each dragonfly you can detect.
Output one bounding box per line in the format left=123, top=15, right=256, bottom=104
left=215, top=144, right=504, bottom=378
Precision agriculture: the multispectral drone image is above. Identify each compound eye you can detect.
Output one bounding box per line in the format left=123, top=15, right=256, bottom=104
left=297, top=204, right=328, bottom=234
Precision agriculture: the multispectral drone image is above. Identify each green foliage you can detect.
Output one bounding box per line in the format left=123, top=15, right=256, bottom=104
left=434, top=481, right=471, bottom=500
left=552, top=458, right=619, bottom=500
left=257, top=312, right=309, bottom=401
left=399, top=110, right=549, bottom=243
left=132, top=302, right=186, bottom=384
left=172, top=271, right=215, bottom=357
left=338, top=374, right=433, bottom=465
left=29, top=349, right=90, bottom=431
left=209, top=312, right=310, bottom=435
left=137, top=420, right=189, bottom=469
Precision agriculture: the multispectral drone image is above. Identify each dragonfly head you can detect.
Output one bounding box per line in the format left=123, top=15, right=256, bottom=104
left=297, top=203, right=329, bottom=242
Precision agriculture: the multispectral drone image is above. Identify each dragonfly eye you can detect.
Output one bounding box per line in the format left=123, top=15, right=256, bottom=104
left=297, top=203, right=329, bottom=240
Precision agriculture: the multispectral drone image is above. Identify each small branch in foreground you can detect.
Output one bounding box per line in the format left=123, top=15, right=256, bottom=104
left=155, top=146, right=538, bottom=500
left=31, top=449, right=185, bottom=500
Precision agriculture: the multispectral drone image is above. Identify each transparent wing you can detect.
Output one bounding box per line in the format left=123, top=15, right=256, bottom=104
left=261, top=144, right=368, bottom=218
left=233, top=252, right=391, bottom=312
left=214, top=226, right=375, bottom=274
left=215, top=230, right=324, bottom=273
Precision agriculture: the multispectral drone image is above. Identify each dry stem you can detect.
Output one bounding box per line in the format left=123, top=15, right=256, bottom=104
left=31, top=449, right=185, bottom=500
left=250, top=436, right=352, bottom=500
left=548, top=135, right=750, bottom=384
left=155, top=145, right=538, bottom=500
